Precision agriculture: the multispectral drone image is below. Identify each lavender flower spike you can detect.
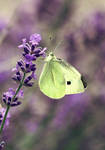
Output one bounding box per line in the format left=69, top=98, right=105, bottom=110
left=0, top=32, right=48, bottom=150
left=3, top=33, right=47, bottom=108
left=1, top=33, right=47, bottom=139
left=15, top=33, right=46, bottom=87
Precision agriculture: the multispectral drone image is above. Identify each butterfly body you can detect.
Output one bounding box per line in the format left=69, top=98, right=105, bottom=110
left=39, top=52, right=87, bottom=99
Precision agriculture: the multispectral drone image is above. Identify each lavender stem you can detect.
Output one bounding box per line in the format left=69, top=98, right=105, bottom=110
left=0, top=72, right=26, bottom=135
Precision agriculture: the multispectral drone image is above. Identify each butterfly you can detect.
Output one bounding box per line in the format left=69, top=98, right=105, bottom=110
left=39, top=52, right=87, bottom=99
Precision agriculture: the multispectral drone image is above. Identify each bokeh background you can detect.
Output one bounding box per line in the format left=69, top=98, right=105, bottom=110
left=0, top=0, right=105, bottom=149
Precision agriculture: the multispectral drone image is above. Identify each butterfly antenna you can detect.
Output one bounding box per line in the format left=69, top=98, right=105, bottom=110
left=46, top=36, right=53, bottom=54
left=53, top=40, right=63, bottom=52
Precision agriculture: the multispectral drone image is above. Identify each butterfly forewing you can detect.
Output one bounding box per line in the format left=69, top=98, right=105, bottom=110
left=39, top=60, right=66, bottom=99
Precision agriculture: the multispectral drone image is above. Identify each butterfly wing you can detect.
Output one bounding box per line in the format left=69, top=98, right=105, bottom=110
left=39, top=60, right=66, bottom=99
left=59, top=60, right=87, bottom=94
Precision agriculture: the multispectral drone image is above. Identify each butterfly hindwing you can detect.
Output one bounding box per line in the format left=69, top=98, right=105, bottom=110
left=58, top=60, right=86, bottom=94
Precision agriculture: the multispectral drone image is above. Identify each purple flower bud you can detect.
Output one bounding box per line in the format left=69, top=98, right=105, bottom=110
left=0, top=113, right=2, bottom=118
left=25, top=54, right=36, bottom=61
left=12, top=64, right=19, bottom=73
left=31, top=68, right=36, bottom=71
left=16, top=101, right=22, bottom=105
left=35, top=53, right=40, bottom=57
left=17, top=75, right=21, bottom=81
left=12, top=76, right=18, bottom=82
left=8, top=97, right=11, bottom=102
left=3, top=94, right=6, bottom=98
left=34, top=49, right=41, bottom=53
left=7, top=102, right=11, bottom=106
left=17, top=90, right=24, bottom=98
left=24, top=79, right=28, bottom=84
left=31, top=71, right=37, bottom=79
left=24, top=75, right=32, bottom=84
left=22, top=52, right=26, bottom=57
left=11, top=101, right=22, bottom=107
left=24, top=82, right=34, bottom=87
left=24, top=47, right=30, bottom=54
left=39, top=47, right=47, bottom=57
left=27, top=76, right=32, bottom=80
left=18, top=38, right=27, bottom=49
left=13, top=97, right=18, bottom=102
left=16, top=71, right=21, bottom=75
left=30, top=33, right=42, bottom=45
left=20, top=66, right=25, bottom=72
left=2, top=99, right=6, bottom=104
left=25, top=63, right=30, bottom=68
left=0, top=141, right=5, bottom=150
left=17, top=61, right=23, bottom=67
left=31, top=45, right=35, bottom=51
left=30, top=64, right=36, bottom=71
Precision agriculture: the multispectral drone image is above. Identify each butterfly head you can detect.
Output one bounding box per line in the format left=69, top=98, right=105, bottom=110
left=45, top=52, right=56, bottom=62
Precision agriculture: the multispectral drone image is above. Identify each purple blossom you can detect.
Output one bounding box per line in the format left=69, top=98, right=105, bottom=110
left=29, top=33, right=42, bottom=45
left=0, top=141, right=5, bottom=150
left=3, top=88, right=23, bottom=107
left=18, top=38, right=27, bottom=49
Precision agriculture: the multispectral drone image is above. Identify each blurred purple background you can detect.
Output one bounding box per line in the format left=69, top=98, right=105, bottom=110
left=0, top=0, right=105, bottom=150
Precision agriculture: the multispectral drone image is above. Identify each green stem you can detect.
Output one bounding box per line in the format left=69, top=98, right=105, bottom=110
left=0, top=72, right=26, bottom=135
left=0, top=105, right=10, bottom=135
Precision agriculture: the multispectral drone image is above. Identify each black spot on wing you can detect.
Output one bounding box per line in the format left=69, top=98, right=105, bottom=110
left=81, top=75, right=87, bottom=88
left=67, top=81, right=71, bottom=85
left=57, top=58, right=62, bottom=60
